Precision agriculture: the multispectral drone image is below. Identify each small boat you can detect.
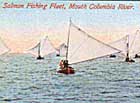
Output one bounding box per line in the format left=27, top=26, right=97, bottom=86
left=57, top=19, right=121, bottom=74
left=57, top=67, right=75, bottom=74
left=28, top=36, right=56, bottom=60
left=135, top=54, right=140, bottom=58
left=109, top=54, right=116, bottom=58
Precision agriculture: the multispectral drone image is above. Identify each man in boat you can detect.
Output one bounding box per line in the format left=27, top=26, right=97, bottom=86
left=58, top=60, right=75, bottom=74
left=59, top=60, right=68, bottom=69
left=59, top=60, right=64, bottom=69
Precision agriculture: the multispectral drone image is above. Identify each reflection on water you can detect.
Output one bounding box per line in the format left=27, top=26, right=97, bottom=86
left=0, top=54, right=140, bottom=103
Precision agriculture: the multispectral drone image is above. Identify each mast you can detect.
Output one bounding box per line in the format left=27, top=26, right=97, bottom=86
left=38, top=42, right=41, bottom=57
left=126, top=35, right=129, bottom=59
left=66, top=18, right=71, bottom=60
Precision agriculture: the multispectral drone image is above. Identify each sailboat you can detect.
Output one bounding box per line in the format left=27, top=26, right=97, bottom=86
left=28, top=36, right=56, bottom=60
left=56, top=43, right=67, bottom=57
left=57, top=19, right=121, bottom=74
left=125, top=35, right=135, bottom=62
left=0, top=37, right=10, bottom=56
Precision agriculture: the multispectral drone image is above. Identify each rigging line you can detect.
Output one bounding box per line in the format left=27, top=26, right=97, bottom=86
left=71, top=22, right=121, bottom=52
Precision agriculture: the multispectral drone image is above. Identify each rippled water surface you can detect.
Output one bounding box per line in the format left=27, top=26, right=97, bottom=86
left=0, top=54, right=140, bottom=103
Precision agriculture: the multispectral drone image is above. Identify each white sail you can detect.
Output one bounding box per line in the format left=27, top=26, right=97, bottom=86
left=29, top=36, right=56, bottom=57
left=40, top=37, right=56, bottom=56
left=0, top=37, right=10, bottom=55
left=109, top=35, right=128, bottom=56
left=129, top=30, right=140, bottom=57
left=28, top=42, right=40, bottom=56
left=67, top=22, right=121, bottom=64
left=57, top=43, right=67, bottom=57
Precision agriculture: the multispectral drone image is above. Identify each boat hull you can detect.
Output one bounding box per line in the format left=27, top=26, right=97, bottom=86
left=36, top=56, right=44, bottom=60
left=109, top=54, right=116, bottom=58
left=57, top=67, right=75, bottom=74
left=56, top=54, right=60, bottom=56
left=135, top=54, right=140, bottom=58
left=125, top=58, right=135, bottom=62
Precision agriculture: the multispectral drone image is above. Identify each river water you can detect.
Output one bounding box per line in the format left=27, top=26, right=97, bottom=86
left=0, top=53, right=140, bottom=103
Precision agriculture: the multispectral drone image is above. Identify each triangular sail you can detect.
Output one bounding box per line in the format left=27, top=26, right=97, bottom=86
left=40, top=36, right=56, bottom=56
left=28, top=42, right=40, bottom=57
left=57, top=43, right=67, bottom=57
left=0, top=37, right=10, bottom=55
left=28, top=36, right=56, bottom=57
left=109, top=35, right=128, bottom=56
left=67, top=22, right=121, bottom=64
left=129, top=30, right=140, bottom=57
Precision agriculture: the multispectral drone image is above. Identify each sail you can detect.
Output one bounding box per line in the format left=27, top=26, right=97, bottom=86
left=67, top=22, right=121, bottom=64
left=109, top=35, right=128, bottom=56
left=57, top=43, right=67, bottom=56
left=0, top=37, right=10, bottom=55
left=40, top=37, right=56, bottom=56
left=28, top=42, right=40, bottom=56
left=129, top=30, right=140, bottom=57
left=29, top=37, right=56, bottom=57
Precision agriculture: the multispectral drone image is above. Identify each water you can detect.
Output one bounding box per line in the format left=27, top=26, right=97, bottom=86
left=0, top=53, right=140, bottom=103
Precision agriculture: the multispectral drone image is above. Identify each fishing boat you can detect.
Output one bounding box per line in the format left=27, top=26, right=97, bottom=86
left=109, top=54, right=116, bottom=58
left=28, top=36, right=56, bottom=60
left=57, top=19, right=121, bottom=74
left=56, top=43, right=67, bottom=57
left=125, top=37, right=135, bottom=62
left=0, top=37, right=10, bottom=55
left=135, top=54, right=140, bottom=58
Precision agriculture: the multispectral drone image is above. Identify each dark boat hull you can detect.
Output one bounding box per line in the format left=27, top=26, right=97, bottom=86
left=109, top=54, right=116, bottom=58
left=37, top=56, right=44, bottom=60
left=125, top=58, right=135, bottom=62
left=56, top=54, right=60, bottom=56
left=135, top=54, right=140, bottom=58
left=57, top=68, right=75, bottom=74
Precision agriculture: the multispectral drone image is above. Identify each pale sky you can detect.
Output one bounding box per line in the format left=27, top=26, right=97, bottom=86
left=0, top=1, right=140, bottom=53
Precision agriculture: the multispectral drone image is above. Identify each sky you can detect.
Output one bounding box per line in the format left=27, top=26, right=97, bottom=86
left=0, top=1, right=140, bottom=53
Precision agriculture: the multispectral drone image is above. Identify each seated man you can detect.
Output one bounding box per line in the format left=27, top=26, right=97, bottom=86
left=63, top=60, right=68, bottom=68
left=59, top=60, right=64, bottom=70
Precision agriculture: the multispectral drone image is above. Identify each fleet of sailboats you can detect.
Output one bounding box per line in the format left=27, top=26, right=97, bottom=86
left=1, top=20, right=140, bottom=74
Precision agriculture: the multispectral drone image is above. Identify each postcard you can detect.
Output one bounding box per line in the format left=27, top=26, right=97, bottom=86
left=0, top=0, right=140, bottom=103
